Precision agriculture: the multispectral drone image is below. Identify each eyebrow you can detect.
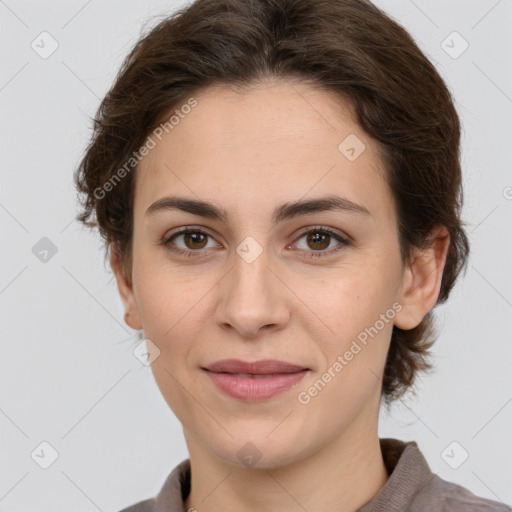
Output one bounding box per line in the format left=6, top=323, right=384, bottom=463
left=145, top=194, right=371, bottom=224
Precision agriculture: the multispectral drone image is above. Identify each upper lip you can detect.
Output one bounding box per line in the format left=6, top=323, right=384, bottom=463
left=202, top=359, right=308, bottom=374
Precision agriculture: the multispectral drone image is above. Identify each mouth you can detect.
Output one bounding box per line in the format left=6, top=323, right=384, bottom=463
left=201, top=359, right=310, bottom=401
left=202, top=358, right=309, bottom=374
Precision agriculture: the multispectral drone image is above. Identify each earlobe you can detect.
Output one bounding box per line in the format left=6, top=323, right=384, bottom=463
left=394, top=226, right=450, bottom=331
left=110, top=243, right=143, bottom=330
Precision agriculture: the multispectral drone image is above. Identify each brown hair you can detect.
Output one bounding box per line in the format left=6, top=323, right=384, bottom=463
left=74, top=0, right=470, bottom=405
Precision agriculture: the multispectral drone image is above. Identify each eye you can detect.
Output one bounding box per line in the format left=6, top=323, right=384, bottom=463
left=290, top=226, right=350, bottom=258
left=161, top=225, right=350, bottom=259
left=162, top=227, right=219, bottom=257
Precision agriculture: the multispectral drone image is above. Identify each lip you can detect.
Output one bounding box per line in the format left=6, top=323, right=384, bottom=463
left=203, top=358, right=308, bottom=374
left=201, top=359, right=309, bottom=401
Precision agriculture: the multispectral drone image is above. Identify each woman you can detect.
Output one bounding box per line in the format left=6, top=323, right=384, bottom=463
left=74, top=0, right=511, bottom=510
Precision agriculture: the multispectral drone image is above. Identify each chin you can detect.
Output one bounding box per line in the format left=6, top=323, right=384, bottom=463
left=208, top=430, right=311, bottom=470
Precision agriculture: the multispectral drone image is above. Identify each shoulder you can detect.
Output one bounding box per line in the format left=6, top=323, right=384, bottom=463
left=413, top=473, right=511, bottom=511
left=116, top=497, right=155, bottom=512
left=115, top=458, right=190, bottom=512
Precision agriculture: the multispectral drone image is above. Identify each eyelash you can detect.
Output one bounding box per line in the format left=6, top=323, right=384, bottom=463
left=161, top=225, right=351, bottom=259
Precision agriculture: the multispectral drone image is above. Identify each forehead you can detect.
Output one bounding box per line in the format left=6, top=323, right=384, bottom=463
left=134, top=80, right=392, bottom=222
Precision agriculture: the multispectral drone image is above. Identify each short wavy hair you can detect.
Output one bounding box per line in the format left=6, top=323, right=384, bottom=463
left=74, top=0, right=470, bottom=405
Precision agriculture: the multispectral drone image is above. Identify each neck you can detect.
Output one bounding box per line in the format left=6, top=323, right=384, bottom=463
left=183, top=422, right=388, bottom=512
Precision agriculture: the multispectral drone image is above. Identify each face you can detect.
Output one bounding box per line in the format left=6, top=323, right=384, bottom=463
left=112, top=79, right=447, bottom=469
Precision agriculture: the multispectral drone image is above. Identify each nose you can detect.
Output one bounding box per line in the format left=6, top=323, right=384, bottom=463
left=214, top=244, right=291, bottom=338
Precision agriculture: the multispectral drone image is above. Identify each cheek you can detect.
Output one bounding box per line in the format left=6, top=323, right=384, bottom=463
left=298, top=259, right=397, bottom=392
left=137, top=271, right=205, bottom=420
left=295, top=294, right=394, bottom=432
left=300, top=261, right=397, bottom=337
left=132, top=256, right=207, bottom=338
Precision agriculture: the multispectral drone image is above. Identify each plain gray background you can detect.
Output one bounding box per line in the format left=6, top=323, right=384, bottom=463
left=1, top=0, right=511, bottom=510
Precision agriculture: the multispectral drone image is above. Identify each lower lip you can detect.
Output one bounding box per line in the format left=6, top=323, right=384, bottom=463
left=203, top=369, right=308, bottom=401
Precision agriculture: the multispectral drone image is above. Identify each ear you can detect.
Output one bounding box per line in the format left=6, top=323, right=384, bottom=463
left=110, top=243, right=142, bottom=331
left=394, top=225, right=451, bottom=330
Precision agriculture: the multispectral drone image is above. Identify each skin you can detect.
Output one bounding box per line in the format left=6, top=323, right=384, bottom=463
left=111, top=79, right=450, bottom=512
